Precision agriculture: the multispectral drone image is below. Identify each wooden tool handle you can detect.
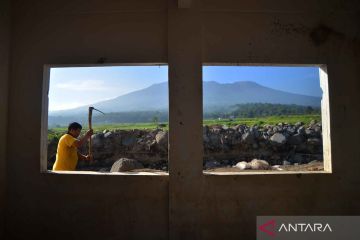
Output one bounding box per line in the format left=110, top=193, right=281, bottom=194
left=88, top=107, right=93, bottom=156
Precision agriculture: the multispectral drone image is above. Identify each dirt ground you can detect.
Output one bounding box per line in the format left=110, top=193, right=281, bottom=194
left=205, top=160, right=324, bottom=173
left=128, top=161, right=324, bottom=173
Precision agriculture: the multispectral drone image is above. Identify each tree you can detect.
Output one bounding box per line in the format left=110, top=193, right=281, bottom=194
left=152, top=116, right=159, bottom=126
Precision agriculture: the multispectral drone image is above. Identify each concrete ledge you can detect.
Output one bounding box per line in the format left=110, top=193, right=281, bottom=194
left=45, top=170, right=169, bottom=176
left=203, top=170, right=331, bottom=175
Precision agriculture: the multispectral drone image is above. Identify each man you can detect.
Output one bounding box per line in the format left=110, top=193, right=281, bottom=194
left=52, top=122, right=93, bottom=171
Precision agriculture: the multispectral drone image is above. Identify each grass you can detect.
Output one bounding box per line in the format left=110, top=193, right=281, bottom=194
left=48, top=114, right=321, bottom=141
left=47, top=122, right=168, bottom=141
left=203, top=114, right=321, bottom=127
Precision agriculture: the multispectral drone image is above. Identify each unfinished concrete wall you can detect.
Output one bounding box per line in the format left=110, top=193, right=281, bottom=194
left=197, top=1, right=360, bottom=239
left=0, top=0, right=10, bottom=239
left=5, top=0, right=360, bottom=239
left=6, top=0, right=169, bottom=239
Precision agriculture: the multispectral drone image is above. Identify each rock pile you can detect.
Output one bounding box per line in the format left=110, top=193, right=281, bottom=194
left=47, top=121, right=323, bottom=171
left=202, top=120, right=323, bottom=168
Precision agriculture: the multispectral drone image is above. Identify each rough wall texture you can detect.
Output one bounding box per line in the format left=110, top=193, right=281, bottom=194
left=0, top=0, right=10, bottom=238
left=4, top=0, right=360, bottom=239
left=7, top=0, right=169, bottom=239
left=198, top=1, right=360, bottom=239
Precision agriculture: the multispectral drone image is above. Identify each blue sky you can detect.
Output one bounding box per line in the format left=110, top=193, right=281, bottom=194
left=203, top=66, right=321, bottom=97
left=48, top=65, right=321, bottom=111
left=49, top=66, right=168, bottom=111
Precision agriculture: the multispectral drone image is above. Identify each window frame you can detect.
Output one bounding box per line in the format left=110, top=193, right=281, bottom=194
left=201, top=63, right=332, bottom=175
left=40, top=63, right=169, bottom=175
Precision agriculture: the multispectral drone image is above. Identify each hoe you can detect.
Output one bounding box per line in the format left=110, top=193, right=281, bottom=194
left=88, top=106, right=105, bottom=157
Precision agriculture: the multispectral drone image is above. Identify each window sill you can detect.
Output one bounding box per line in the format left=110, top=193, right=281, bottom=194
left=203, top=170, right=332, bottom=175
left=42, top=170, right=169, bottom=176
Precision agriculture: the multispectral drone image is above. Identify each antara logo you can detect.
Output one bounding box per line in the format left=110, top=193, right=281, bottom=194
left=259, top=219, right=333, bottom=237
left=279, top=223, right=332, bottom=232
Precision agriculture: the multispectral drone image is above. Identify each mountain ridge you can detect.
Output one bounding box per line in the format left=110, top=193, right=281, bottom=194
left=50, top=81, right=321, bottom=116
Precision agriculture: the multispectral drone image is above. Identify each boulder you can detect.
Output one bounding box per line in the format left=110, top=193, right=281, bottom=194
left=235, top=161, right=250, bottom=170
left=155, top=131, right=167, bottom=144
left=121, top=134, right=137, bottom=147
left=307, top=138, right=322, bottom=146
left=242, top=132, right=255, bottom=144
left=208, top=133, right=221, bottom=147
left=297, top=126, right=306, bottom=135
left=230, top=132, right=242, bottom=145
left=314, top=126, right=322, bottom=137
left=249, top=159, right=271, bottom=170
left=155, top=131, right=168, bottom=151
left=305, top=128, right=314, bottom=136
left=270, top=133, right=286, bottom=144
left=271, top=165, right=283, bottom=170
left=288, top=133, right=304, bottom=145
left=91, top=133, right=104, bottom=146
left=104, top=132, right=112, bottom=138
left=211, top=125, right=223, bottom=134
left=110, top=158, right=144, bottom=172
left=203, top=134, right=210, bottom=144
left=237, top=125, right=246, bottom=134
left=250, top=127, right=260, bottom=138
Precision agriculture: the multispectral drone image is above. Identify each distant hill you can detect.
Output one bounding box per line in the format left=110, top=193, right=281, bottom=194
left=50, top=81, right=321, bottom=117
left=203, top=81, right=320, bottom=112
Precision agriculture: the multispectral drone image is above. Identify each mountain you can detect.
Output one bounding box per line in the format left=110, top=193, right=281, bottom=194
left=50, top=82, right=168, bottom=116
left=203, top=81, right=320, bottom=112
left=49, top=81, right=321, bottom=116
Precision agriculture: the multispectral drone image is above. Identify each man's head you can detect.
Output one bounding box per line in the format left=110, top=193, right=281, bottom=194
left=67, top=122, right=82, bottom=138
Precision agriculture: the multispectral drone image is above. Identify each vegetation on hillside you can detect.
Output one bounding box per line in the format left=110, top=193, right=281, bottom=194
left=49, top=103, right=321, bottom=127
left=204, top=103, right=320, bottom=119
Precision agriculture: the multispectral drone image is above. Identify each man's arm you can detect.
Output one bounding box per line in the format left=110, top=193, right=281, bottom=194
left=73, top=129, right=93, bottom=148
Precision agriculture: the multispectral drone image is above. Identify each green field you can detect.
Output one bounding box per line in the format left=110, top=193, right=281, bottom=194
left=203, top=114, right=321, bottom=127
left=48, top=122, right=165, bottom=141
left=48, top=114, right=321, bottom=141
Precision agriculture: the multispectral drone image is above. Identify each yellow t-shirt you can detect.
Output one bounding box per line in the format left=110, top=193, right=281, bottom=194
left=53, top=134, right=78, bottom=171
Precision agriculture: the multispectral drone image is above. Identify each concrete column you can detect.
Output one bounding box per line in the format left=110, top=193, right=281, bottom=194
left=168, top=0, right=204, bottom=239
left=0, top=0, right=10, bottom=238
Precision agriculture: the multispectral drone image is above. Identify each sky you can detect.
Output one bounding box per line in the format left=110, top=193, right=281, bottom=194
left=48, top=65, right=321, bottom=111
left=49, top=66, right=168, bottom=111
left=203, top=66, right=321, bottom=97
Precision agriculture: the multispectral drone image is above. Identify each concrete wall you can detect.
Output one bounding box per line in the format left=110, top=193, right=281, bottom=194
left=7, top=0, right=169, bottom=239
left=0, top=0, right=10, bottom=239
left=5, top=0, right=360, bottom=239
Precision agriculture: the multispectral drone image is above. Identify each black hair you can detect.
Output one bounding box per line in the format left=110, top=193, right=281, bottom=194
left=67, top=122, right=82, bottom=133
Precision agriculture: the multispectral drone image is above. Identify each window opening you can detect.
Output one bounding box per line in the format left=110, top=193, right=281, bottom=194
left=41, top=64, right=169, bottom=174
left=202, top=65, right=331, bottom=174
